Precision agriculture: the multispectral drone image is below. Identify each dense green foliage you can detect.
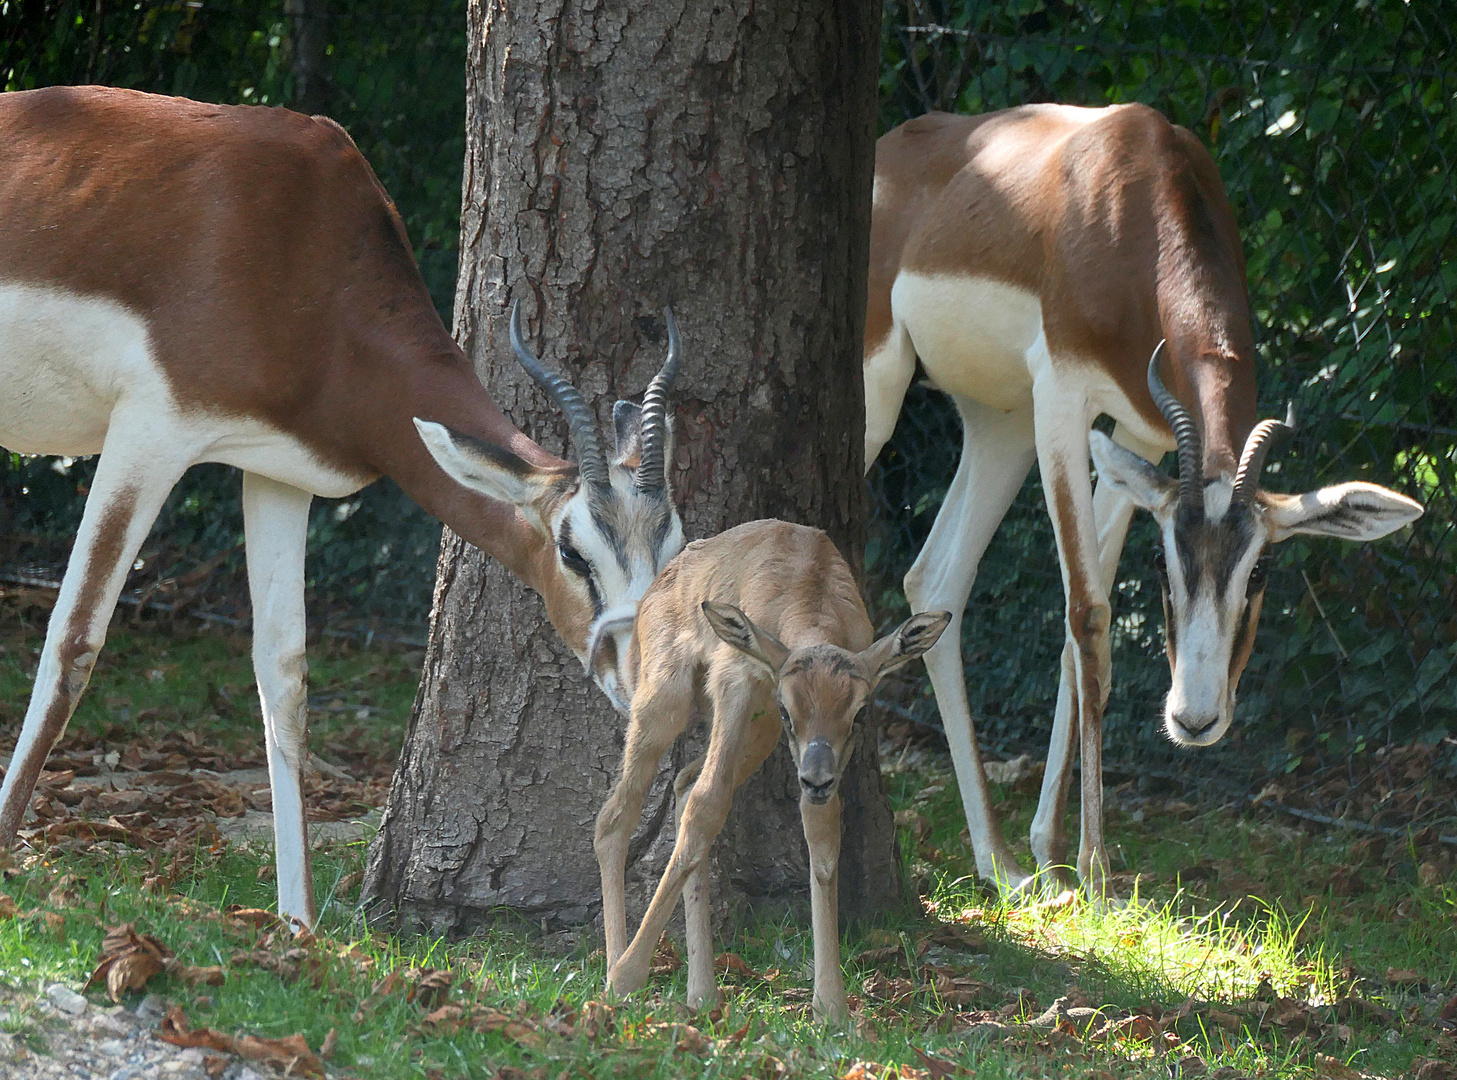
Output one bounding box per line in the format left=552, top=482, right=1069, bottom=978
left=1, top=0, right=1453, bottom=759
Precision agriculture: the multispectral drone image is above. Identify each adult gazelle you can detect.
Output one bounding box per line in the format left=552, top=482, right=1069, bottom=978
left=0, top=86, right=687, bottom=927
left=863, top=104, right=1422, bottom=894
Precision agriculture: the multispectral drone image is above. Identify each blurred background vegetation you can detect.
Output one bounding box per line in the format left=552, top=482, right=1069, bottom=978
left=1, top=0, right=1452, bottom=773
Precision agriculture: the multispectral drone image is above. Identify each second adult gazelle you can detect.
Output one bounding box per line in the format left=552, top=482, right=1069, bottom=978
left=0, top=86, right=686, bottom=928
left=864, top=104, right=1423, bottom=895
left=594, top=521, right=949, bottom=1020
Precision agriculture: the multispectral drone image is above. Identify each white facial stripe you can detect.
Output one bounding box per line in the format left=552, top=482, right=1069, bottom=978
left=555, top=469, right=685, bottom=709
left=1158, top=497, right=1269, bottom=746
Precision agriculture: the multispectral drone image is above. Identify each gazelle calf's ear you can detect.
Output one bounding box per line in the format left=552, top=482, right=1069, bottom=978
left=1089, top=430, right=1176, bottom=513
left=701, top=602, right=791, bottom=675
left=861, top=610, right=952, bottom=681
left=414, top=419, right=560, bottom=519
left=1262, top=483, right=1424, bottom=542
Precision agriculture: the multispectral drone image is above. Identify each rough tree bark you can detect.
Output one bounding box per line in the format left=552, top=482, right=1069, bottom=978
left=362, top=0, right=892, bottom=938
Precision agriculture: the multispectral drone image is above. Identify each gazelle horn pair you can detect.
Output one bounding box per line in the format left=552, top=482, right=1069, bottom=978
left=508, top=299, right=680, bottom=494
left=1147, top=339, right=1296, bottom=508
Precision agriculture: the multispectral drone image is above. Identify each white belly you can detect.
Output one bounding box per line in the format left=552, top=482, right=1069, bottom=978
left=0, top=283, right=151, bottom=455
left=0, top=282, right=368, bottom=499
left=891, top=272, right=1041, bottom=412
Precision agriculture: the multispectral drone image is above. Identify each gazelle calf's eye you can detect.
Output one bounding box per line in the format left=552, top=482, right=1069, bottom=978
left=558, top=541, right=590, bottom=576
left=779, top=704, right=793, bottom=729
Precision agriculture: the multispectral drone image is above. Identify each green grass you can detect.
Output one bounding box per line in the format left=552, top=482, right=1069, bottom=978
left=1, top=613, right=1454, bottom=1079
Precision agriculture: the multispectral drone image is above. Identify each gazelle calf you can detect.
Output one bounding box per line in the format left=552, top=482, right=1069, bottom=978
left=593, top=519, right=949, bottom=1021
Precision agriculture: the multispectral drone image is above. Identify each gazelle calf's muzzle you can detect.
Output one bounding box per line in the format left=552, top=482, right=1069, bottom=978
left=798, top=738, right=840, bottom=804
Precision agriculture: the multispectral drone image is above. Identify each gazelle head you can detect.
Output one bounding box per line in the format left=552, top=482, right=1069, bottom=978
left=1092, top=342, right=1423, bottom=748
left=701, top=603, right=951, bottom=804
left=415, top=300, right=686, bottom=715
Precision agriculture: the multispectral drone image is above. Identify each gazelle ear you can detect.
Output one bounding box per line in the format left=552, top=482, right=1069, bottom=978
left=701, top=601, right=790, bottom=675
left=1089, top=430, right=1176, bottom=514
left=860, top=610, right=952, bottom=681
left=612, top=400, right=644, bottom=470
left=1262, top=483, right=1424, bottom=542
left=415, top=419, right=563, bottom=522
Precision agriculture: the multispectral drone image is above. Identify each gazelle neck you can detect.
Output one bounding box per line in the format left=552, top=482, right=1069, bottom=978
left=366, top=331, right=572, bottom=588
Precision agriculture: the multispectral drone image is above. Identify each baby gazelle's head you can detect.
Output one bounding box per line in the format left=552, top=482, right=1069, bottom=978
left=701, top=603, right=951, bottom=804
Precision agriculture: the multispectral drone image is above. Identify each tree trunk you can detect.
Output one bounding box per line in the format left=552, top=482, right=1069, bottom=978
left=362, top=0, right=893, bottom=939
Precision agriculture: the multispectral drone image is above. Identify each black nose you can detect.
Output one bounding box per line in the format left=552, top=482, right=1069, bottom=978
left=798, top=740, right=836, bottom=803
left=1171, top=711, right=1219, bottom=739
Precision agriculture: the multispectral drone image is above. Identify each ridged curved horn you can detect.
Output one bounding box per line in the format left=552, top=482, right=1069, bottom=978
left=634, top=306, right=682, bottom=494
left=509, top=299, right=609, bottom=489
left=1232, top=403, right=1295, bottom=504
left=1147, top=340, right=1204, bottom=511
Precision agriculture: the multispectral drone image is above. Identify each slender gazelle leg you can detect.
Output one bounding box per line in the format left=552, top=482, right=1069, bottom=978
left=1028, top=343, right=1112, bottom=896
left=594, top=665, right=694, bottom=972
left=0, top=414, right=196, bottom=840
left=679, top=712, right=779, bottom=1011
left=903, top=396, right=1036, bottom=893
left=607, top=676, right=753, bottom=998
left=1030, top=424, right=1165, bottom=878
left=800, top=790, right=847, bottom=1021
left=242, top=473, right=315, bottom=928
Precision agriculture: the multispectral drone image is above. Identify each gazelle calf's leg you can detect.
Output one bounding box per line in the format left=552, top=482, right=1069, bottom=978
left=608, top=679, right=753, bottom=998
left=800, top=791, right=847, bottom=1022
left=1030, top=425, right=1163, bottom=877
left=242, top=473, right=315, bottom=928
left=903, top=397, right=1036, bottom=892
left=0, top=417, right=194, bottom=840
left=1029, top=348, right=1111, bottom=895
left=595, top=668, right=693, bottom=971
left=673, top=756, right=717, bottom=1008
left=680, top=713, right=779, bottom=1011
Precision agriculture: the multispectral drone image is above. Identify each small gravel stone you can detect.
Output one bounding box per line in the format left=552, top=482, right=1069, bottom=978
left=107, top=1066, right=143, bottom=1080
left=135, top=995, right=168, bottom=1024
left=233, top=1068, right=269, bottom=1080
left=45, top=983, right=89, bottom=1017
left=97, top=1038, right=130, bottom=1057
left=177, top=1048, right=205, bottom=1064
left=89, top=1012, right=135, bottom=1039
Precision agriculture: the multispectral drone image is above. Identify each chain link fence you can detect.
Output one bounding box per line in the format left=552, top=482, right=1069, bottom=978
left=2, top=1, right=1453, bottom=765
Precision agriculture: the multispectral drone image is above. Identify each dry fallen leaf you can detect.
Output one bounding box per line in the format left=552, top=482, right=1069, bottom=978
left=408, top=966, right=453, bottom=1009
left=715, top=952, right=758, bottom=979
left=85, top=923, right=174, bottom=1002
left=910, top=1046, right=968, bottom=1077
left=1312, top=1053, right=1363, bottom=1080
left=1386, top=967, right=1425, bottom=985
left=649, top=933, right=683, bottom=976
left=863, top=971, right=916, bottom=1004
left=0, top=895, right=16, bottom=919
left=158, top=1006, right=325, bottom=1078
left=578, top=999, right=615, bottom=1040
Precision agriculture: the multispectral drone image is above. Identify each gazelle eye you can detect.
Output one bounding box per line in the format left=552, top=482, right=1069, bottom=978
left=558, top=541, right=590, bottom=577
left=1247, top=555, right=1270, bottom=593
left=779, top=704, right=793, bottom=728
left=1153, top=549, right=1167, bottom=578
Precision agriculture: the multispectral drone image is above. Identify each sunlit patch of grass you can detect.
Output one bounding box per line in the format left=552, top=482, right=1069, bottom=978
left=927, top=873, right=1335, bottom=1007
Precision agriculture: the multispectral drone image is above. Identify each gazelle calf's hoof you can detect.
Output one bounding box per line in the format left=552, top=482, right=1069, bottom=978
left=812, top=992, right=849, bottom=1025
left=686, top=984, right=724, bottom=1013
left=605, top=956, right=651, bottom=999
